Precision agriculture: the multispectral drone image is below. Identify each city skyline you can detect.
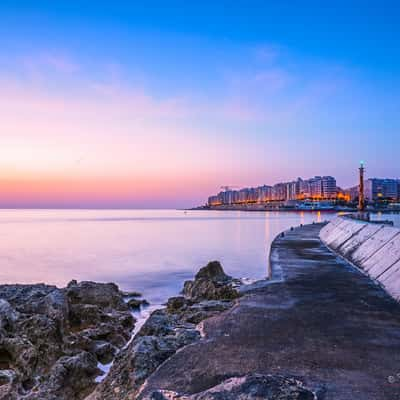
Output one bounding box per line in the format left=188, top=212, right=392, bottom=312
left=208, top=172, right=400, bottom=207
left=1, top=1, right=400, bottom=208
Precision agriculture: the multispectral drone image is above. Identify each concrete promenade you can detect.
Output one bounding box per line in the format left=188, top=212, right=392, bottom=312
left=140, top=223, right=400, bottom=399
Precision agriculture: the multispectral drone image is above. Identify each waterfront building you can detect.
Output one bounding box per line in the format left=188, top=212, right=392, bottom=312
left=297, top=178, right=311, bottom=199
left=256, top=185, right=273, bottom=202
left=238, top=188, right=250, bottom=203
left=207, top=174, right=339, bottom=206
left=322, top=176, right=337, bottom=199
left=309, top=176, right=323, bottom=198
left=364, top=178, right=399, bottom=202
left=286, top=181, right=298, bottom=200
left=272, top=183, right=287, bottom=201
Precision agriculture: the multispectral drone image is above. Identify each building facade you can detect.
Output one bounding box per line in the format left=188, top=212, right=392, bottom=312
left=208, top=175, right=338, bottom=206
left=364, top=178, right=400, bottom=202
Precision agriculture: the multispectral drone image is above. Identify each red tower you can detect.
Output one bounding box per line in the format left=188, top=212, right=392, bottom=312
left=358, top=161, right=365, bottom=212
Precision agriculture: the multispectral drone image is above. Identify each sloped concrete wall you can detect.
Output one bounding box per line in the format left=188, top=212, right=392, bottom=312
left=320, top=217, right=400, bottom=302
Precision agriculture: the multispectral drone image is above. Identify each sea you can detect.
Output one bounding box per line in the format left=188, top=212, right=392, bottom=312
left=0, top=209, right=338, bottom=305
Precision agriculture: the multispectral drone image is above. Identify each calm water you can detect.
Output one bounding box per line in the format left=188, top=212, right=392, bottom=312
left=371, top=212, right=400, bottom=227
left=0, top=209, right=337, bottom=304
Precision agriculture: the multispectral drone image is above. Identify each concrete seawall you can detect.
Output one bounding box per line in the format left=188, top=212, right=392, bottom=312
left=137, top=223, right=400, bottom=400
left=320, top=216, right=400, bottom=301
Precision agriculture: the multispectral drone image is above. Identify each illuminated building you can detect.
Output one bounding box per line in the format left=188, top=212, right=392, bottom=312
left=364, top=178, right=399, bottom=202
left=207, top=175, right=339, bottom=206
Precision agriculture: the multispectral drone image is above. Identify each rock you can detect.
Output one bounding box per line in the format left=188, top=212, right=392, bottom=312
left=0, top=369, right=17, bottom=400
left=182, top=262, right=240, bottom=302
left=94, top=341, right=116, bottom=364
left=147, top=374, right=317, bottom=399
left=166, top=297, right=189, bottom=313
left=0, top=300, right=18, bottom=332
left=0, top=281, right=143, bottom=400
left=180, top=300, right=233, bottom=325
left=194, top=261, right=229, bottom=281
left=128, top=298, right=149, bottom=310
left=24, top=352, right=99, bottom=400
left=66, top=281, right=128, bottom=311
left=138, top=310, right=176, bottom=337
left=88, top=331, right=200, bottom=400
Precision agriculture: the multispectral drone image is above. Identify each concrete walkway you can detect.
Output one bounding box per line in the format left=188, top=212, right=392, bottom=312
left=141, top=223, right=400, bottom=399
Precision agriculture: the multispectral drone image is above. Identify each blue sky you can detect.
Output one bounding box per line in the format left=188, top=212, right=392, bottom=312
left=0, top=1, right=399, bottom=207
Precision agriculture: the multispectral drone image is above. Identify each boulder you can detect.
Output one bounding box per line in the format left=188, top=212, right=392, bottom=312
left=66, top=281, right=128, bottom=311
left=194, top=261, right=229, bottom=281
left=183, top=262, right=239, bottom=301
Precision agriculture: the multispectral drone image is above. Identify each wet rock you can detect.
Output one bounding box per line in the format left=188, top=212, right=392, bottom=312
left=94, top=341, right=116, bottom=364
left=147, top=374, right=317, bottom=399
left=127, top=298, right=149, bottom=310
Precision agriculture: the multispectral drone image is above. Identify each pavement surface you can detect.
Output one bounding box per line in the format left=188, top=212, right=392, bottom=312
left=140, top=223, right=400, bottom=399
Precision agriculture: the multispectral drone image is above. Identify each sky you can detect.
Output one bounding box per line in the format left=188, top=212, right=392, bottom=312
left=1, top=1, right=399, bottom=208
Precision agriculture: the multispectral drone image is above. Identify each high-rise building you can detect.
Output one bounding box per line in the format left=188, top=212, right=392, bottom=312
left=297, top=178, right=311, bottom=199
left=364, top=179, right=399, bottom=202
left=286, top=181, right=298, bottom=200
left=322, top=176, right=337, bottom=199
left=256, top=185, right=273, bottom=202
left=309, top=176, right=323, bottom=198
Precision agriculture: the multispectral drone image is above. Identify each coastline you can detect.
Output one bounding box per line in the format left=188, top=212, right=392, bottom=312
left=3, top=223, right=400, bottom=399
left=191, top=205, right=356, bottom=212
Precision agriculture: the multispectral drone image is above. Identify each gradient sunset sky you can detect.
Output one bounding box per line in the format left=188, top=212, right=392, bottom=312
left=1, top=1, right=399, bottom=208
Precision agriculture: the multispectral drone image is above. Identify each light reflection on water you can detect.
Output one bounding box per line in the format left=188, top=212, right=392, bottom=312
left=0, top=209, right=337, bottom=304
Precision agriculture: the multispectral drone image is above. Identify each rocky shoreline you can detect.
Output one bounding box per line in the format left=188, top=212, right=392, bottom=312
left=0, top=280, right=144, bottom=399
left=1, top=260, right=319, bottom=400
left=87, top=261, right=242, bottom=400
left=0, top=261, right=263, bottom=400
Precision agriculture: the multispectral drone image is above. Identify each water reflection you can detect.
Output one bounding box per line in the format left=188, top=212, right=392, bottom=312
left=0, top=209, right=337, bottom=304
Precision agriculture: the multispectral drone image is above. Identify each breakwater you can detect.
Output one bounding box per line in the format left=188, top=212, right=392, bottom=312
left=320, top=216, right=400, bottom=301
left=134, top=224, right=400, bottom=400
